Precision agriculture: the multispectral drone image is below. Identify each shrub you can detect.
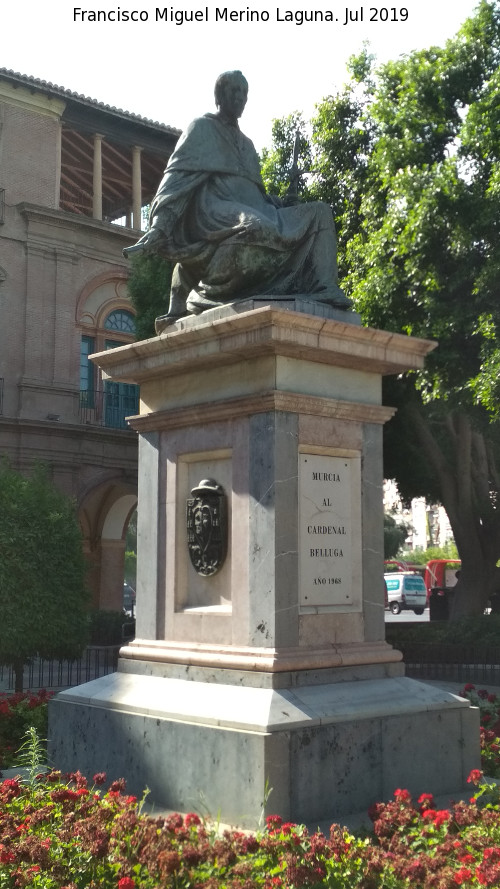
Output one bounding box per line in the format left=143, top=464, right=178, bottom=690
left=88, top=610, right=134, bottom=646
left=0, top=691, right=52, bottom=770
left=1, top=768, right=500, bottom=887
left=386, top=614, right=500, bottom=646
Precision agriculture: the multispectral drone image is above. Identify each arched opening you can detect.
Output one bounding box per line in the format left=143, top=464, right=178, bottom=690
left=79, top=479, right=138, bottom=612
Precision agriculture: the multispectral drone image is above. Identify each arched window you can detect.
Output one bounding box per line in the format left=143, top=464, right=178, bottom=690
left=79, top=305, right=138, bottom=429
left=104, top=309, right=136, bottom=334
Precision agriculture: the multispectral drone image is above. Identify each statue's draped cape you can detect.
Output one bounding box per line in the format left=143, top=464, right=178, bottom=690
left=149, top=113, right=344, bottom=309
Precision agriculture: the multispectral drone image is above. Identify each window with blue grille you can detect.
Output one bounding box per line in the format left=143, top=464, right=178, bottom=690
left=104, top=310, right=136, bottom=334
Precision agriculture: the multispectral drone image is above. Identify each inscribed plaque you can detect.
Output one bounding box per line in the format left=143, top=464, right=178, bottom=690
left=299, top=453, right=353, bottom=607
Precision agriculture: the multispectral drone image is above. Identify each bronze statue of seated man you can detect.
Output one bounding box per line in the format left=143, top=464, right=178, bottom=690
left=124, top=70, right=351, bottom=332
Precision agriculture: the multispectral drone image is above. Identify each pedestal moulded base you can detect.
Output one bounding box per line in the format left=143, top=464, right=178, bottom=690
left=49, top=673, right=479, bottom=829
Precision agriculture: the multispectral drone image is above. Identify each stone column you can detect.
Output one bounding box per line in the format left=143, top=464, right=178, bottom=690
left=132, top=146, right=142, bottom=230
left=99, top=539, right=126, bottom=611
left=92, top=134, right=103, bottom=221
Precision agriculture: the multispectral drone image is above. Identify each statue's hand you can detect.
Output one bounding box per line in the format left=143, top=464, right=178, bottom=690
left=123, top=227, right=166, bottom=257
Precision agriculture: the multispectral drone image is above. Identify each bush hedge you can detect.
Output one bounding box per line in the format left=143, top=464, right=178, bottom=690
left=1, top=767, right=500, bottom=888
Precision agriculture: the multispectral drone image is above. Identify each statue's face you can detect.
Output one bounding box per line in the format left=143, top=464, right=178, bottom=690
left=219, top=77, right=248, bottom=121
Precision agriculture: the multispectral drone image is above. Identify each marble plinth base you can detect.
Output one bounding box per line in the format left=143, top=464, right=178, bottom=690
left=49, top=674, right=479, bottom=829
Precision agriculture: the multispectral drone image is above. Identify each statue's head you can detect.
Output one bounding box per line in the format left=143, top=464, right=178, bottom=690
left=214, top=71, right=248, bottom=121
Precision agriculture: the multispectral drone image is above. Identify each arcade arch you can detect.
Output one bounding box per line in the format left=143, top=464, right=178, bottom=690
left=79, top=477, right=138, bottom=612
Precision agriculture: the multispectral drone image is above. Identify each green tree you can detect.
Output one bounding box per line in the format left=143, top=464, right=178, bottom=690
left=260, top=113, right=312, bottom=200
left=384, top=513, right=411, bottom=559
left=0, top=462, right=89, bottom=691
left=263, top=1, right=500, bottom=618
left=126, top=253, right=173, bottom=340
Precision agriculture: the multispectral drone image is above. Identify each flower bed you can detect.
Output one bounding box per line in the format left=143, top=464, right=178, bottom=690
left=460, top=685, right=500, bottom=777
left=0, top=768, right=500, bottom=887
left=0, top=691, right=53, bottom=770
left=2, top=685, right=500, bottom=887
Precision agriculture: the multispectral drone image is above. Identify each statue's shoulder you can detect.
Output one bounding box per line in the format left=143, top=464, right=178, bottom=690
left=185, top=114, right=218, bottom=132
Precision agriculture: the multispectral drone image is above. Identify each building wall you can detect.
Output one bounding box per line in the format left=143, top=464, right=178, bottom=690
left=0, top=79, right=148, bottom=611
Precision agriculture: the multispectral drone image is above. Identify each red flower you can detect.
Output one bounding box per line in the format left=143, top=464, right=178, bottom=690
left=394, top=788, right=412, bottom=803
left=459, top=853, right=475, bottom=865
left=422, top=808, right=450, bottom=827
left=418, top=792, right=435, bottom=810
left=467, top=769, right=483, bottom=785
left=454, top=867, right=473, bottom=884
left=93, top=772, right=107, bottom=785
left=184, top=812, right=201, bottom=827
left=118, top=879, right=135, bottom=889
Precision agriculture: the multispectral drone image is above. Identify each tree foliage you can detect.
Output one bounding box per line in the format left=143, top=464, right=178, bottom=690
left=126, top=253, right=173, bottom=340
left=383, top=513, right=411, bottom=560
left=260, top=113, right=312, bottom=199
left=264, top=1, right=500, bottom=617
left=0, top=462, right=89, bottom=690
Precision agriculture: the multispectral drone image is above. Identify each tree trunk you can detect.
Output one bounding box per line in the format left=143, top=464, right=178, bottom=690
left=13, top=659, right=24, bottom=693
left=405, top=403, right=500, bottom=620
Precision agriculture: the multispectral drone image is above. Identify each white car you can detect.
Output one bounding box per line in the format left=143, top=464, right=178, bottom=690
left=384, top=572, right=427, bottom=615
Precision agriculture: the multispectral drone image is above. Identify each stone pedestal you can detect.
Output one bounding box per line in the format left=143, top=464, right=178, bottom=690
left=49, top=299, right=479, bottom=828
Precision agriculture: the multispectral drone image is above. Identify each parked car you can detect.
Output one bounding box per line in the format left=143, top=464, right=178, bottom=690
left=384, top=572, right=427, bottom=615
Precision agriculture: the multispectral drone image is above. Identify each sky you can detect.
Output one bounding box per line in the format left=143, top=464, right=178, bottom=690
left=2, top=0, right=481, bottom=152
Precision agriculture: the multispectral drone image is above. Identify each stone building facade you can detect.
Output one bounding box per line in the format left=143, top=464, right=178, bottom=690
left=0, top=68, right=179, bottom=609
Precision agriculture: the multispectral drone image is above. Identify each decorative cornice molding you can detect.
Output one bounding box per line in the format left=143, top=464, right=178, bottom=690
left=121, top=638, right=402, bottom=672
left=127, top=390, right=396, bottom=432
left=92, top=304, right=437, bottom=384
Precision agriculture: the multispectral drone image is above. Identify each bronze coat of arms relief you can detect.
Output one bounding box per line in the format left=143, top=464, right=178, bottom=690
left=186, top=479, right=228, bottom=576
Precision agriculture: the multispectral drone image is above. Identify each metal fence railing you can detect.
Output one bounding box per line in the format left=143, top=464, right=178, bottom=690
left=79, top=386, right=139, bottom=430
left=398, top=642, right=500, bottom=686
left=0, top=646, right=120, bottom=693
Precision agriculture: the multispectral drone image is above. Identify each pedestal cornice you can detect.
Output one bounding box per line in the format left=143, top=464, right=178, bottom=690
left=127, top=390, right=396, bottom=433
left=91, top=304, right=437, bottom=385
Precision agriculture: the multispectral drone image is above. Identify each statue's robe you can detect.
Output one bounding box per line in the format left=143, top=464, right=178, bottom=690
left=149, top=113, right=346, bottom=311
